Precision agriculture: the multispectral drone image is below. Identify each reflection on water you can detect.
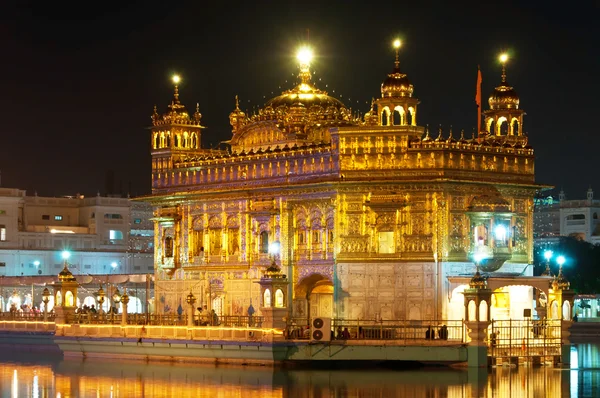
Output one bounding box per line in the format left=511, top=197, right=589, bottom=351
left=1, top=344, right=599, bottom=397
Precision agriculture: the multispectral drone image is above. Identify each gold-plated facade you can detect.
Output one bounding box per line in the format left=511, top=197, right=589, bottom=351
left=142, top=46, right=540, bottom=321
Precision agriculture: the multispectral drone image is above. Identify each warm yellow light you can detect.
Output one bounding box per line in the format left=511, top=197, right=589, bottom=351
left=499, top=53, right=508, bottom=63
left=393, top=39, right=401, bottom=49
left=296, top=46, right=313, bottom=65
left=172, top=74, right=181, bottom=84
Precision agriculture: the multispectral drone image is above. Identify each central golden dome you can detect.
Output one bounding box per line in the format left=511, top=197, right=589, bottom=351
left=266, top=81, right=346, bottom=109
left=489, top=82, right=520, bottom=110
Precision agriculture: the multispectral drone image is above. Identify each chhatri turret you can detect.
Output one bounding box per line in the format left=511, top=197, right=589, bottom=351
left=374, top=39, right=420, bottom=127
left=149, top=75, right=205, bottom=171
left=483, top=53, right=526, bottom=139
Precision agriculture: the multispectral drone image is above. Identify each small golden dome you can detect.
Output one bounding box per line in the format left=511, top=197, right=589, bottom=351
left=469, top=269, right=487, bottom=289
left=381, top=68, right=414, bottom=98
left=489, top=59, right=519, bottom=110
left=489, top=82, right=520, bottom=110
left=58, top=265, right=76, bottom=282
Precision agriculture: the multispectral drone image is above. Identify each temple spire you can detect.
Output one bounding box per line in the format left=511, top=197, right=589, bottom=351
left=499, top=53, right=508, bottom=84
left=393, top=39, right=401, bottom=70
left=172, top=74, right=181, bottom=103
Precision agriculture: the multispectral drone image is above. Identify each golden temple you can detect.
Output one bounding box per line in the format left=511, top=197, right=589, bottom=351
left=143, top=42, right=540, bottom=322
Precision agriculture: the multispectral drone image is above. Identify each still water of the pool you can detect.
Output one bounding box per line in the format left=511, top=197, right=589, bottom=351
left=1, top=344, right=599, bottom=397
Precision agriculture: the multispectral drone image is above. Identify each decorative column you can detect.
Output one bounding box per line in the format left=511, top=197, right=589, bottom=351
left=52, top=252, right=79, bottom=324
left=121, top=290, right=130, bottom=326
left=42, top=288, right=50, bottom=322
left=548, top=269, right=575, bottom=366
left=186, top=291, right=196, bottom=328
left=256, top=261, right=290, bottom=330
left=462, top=267, right=493, bottom=368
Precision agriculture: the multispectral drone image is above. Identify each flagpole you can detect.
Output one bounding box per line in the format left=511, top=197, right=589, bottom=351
left=476, top=65, right=482, bottom=136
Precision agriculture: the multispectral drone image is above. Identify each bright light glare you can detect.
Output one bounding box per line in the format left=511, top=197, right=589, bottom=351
left=111, top=262, right=118, bottom=269
left=33, top=260, right=40, bottom=267
left=557, top=255, right=566, bottom=266
left=268, top=241, right=281, bottom=255
left=393, top=39, right=401, bottom=49
left=499, top=53, right=508, bottom=63
left=473, top=252, right=486, bottom=264
left=172, top=74, right=181, bottom=84
left=296, top=46, right=313, bottom=65
left=61, top=251, right=71, bottom=260
left=544, top=250, right=553, bottom=261
left=494, top=225, right=507, bottom=241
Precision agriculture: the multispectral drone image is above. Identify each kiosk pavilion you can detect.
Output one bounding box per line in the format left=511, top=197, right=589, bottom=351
left=142, top=42, right=543, bottom=323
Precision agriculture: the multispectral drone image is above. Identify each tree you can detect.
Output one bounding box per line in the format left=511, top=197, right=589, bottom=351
left=534, top=237, right=600, bottom=294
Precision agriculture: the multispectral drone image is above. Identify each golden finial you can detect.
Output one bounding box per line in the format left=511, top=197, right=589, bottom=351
left=172, top=74, right=181, bottom=103
left=435, top=125, right=443, bottom=141
left=423, top=124, right=431, bottom=141
left=393, top=39, right=401, bottom=69
left=235, top=95, right=240, bottom=110
left=296, top=46, right=314, bottom=86
left=499, top=53, right=508, bottom=83
left=448, top=125, right=454, bottom=139
left=460, top=129, right=465, bottom=141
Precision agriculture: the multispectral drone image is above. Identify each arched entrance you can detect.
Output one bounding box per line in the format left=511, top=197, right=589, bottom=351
left=295, top=274, right=334, bottom=319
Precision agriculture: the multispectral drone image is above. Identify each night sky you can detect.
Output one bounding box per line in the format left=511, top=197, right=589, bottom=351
left=1, top=1, right=598, bottom=199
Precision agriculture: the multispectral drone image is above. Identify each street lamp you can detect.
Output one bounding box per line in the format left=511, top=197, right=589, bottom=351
left=557, top=255, right=566, bottom=274
left=186, top=291, right=196, bottom=327
left=473, top=251, right=485, bottom=273
left=542, top=250, right=553, bottom=276
left=42, top=288, right=50, bottom=322
left=121, top=290, right=130, bottom=326
left=96, top=285, right=105, bottom=314
left=112, top=288, right=121, bottom=323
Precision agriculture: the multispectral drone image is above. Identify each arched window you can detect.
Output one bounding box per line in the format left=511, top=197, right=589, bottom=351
left=260, top=231, right=269, bottom=253
left=298, top=231, right=305, bottom=245
left=594, top=213, right=598, bottom=220
left=166, top=134, right=171, bottom=147
left=511, top=120, right=519, bottom=136
left=500, top=121, right=508, bottom=135
left=479, top=300, right=488, bottom=321
left=174, top=135, right=180, bottom=148
left=407, top=109, right=413, bottom=125
left=275, top=289, right=284, bottom=308
left=154, top=133, right=159, bottom=149
left=55, top=291, right=62, bottom=306
left=191, top=134, right=197, bottom=148
left=65, top=291, right=74, bottom=307
left=263, top=289, right=272, bottom=307
left=393, top=110, right=401, bottom=125
left=468, top=300, right=477, bottom=321
left=164, top=236, right=174, bottom=257
left=488, top=120, right=496, bottom=135
left=381, top=111, right=389, bottom=126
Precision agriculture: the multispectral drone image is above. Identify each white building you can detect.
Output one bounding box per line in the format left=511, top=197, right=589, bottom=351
left=0, top=187, right=154, bottom=277
left=534, top=188, right=600, bottom=246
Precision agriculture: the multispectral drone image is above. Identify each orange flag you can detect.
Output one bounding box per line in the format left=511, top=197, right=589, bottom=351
left=476, top=66, right=482, bottom=134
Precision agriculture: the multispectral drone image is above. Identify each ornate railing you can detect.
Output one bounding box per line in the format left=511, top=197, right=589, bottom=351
left=0, top=312, right=56, bottom=322
left=488, top=319, right=562, bottom=358
left=65, top=313, right=263, bottom=327
left=285, top=319, right=466, bottom=342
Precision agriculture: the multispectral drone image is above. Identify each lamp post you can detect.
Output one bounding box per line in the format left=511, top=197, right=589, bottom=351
left=42, top=288, right=50, bottom=322
left=473, top=251, right=485, bottom=274
left=542, top=250, right=553, bottom=276
left=186, top=291, right=196, bottom=328
left=121, top=289, right=129, bottom=326
left=96, top=285, right=105, bottom=316
left=112, top=288, right=121, bottom=324
left=557, top=255, right=566, bottom=276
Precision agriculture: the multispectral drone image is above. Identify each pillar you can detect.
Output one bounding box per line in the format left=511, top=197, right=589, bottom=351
left=121, top=291, right=130, bottom=326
